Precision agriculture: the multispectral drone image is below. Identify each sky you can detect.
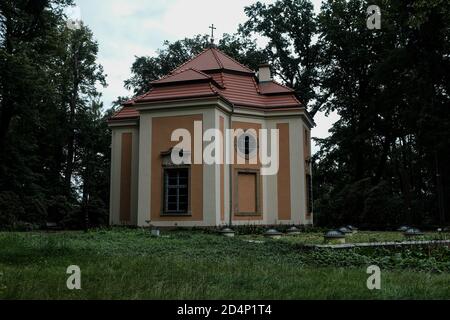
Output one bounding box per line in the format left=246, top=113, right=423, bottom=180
left=69, top=0, right=338, bottom=153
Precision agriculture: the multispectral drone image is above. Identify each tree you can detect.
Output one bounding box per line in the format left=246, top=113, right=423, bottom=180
left=240, top=0, right=320, bottom=112
left=0, top=0, right=73, bottom=228
left=59, top=24, right=106, bottom=198
left=0, top=1, right=109, bottom=229
left=0, top=0, right=73, bottom=150
left=313, top=0, right=450, bottom=227
left=74, top=98, right=111, bottom=228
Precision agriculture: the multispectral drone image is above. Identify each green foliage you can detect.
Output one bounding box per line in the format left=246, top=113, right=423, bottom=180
left=0, top=192, right=24, bottom=228
left=312, top=0, right=450, bottom=227
left=0, top=1, right=110, bottom=229
left=0, top=230, right=449, bottom=299
left=240, top=0, right=319, bottom=109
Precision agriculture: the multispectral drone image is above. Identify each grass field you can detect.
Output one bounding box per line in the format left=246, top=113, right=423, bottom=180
left=0, top=229, right=449, bottom=300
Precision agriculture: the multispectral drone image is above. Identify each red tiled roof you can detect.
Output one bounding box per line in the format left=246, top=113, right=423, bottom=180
left=110, top=48, right=302, bottom=122
left=210, top=72, right=300, bottom=108
left=259, top=81, right=294, bottom=95
left=173, top=47, right=254, bottom=74
left=137, top=82, right=220, bottom=103
left=152, top=68, right=211, bottom=84
left=110, top=106, right=139, bottom=120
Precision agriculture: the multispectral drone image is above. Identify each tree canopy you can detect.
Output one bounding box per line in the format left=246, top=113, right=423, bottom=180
left=0, top=0, right=110, bottom=229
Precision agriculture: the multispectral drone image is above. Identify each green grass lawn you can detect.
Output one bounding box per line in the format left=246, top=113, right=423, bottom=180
left=0, top=229, right=449, bottom=300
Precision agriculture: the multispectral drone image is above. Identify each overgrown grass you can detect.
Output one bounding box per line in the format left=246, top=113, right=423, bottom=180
left=0, top=229, right=449, bottom=299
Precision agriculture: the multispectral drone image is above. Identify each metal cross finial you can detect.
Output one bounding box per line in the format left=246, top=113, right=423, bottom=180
left=209, top=24, right=217, bottom=43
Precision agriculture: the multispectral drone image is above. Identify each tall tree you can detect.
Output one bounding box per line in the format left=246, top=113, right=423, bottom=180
left=59, top=24, right=106, bottom=198
left=75, top=98, right=112, bottom=228
left=0, top=0, right=72, bottom=150
left=0, top=0, right=73, bottom=227
left=240, top=0, right=319, bottom=112
left=313, top=0, right=450, bottom=226
left=0, top=1, right=109, bottom=229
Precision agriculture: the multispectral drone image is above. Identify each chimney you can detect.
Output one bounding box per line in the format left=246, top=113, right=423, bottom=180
left=258, top=63, right=271, bottom=82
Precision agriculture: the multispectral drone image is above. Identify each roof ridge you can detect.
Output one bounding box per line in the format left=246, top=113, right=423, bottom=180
left=171, top=48, right=210, bottom=73
left=212, top=47, right=254, bottom=73
left=208, top=81, right=234, bottom=106
left=269, top=79, right=295, bottom=92
left=140, top=88, right=154, bottom=100
left=251, top=75, right=261, bottom=95
left=152, top=69, right=181, bottom=83
left=123, top=92, right=148, bottom=105
left=219, top=72, right=225, bottom=88
left=151, top=67, right=211, bottom=84
left=208, top=81, right=218, bottom=94
left=292, top=94, right=302, bottom=106
left=210, top=48, right=224, bottom=69
left=170, top=47, right=255, bottom=75
left=188, top=67, right=213, bottom=78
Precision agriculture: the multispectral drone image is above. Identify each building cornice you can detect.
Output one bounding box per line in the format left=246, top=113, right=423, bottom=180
left=109, top=97, right=315, bottom=129
left=107, top=119, right=139, bottom=128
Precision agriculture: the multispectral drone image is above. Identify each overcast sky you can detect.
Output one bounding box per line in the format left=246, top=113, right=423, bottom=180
left=69, top=0, right=337, bottom=153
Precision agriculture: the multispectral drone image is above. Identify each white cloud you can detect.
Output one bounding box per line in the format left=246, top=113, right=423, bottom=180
left=109, top=2, right=142, bottom=17
left=142, top=0, right=272, bottom=40
left=312, top=110, right=339, bottom=154
left=65, top=4, right=82, bottom=21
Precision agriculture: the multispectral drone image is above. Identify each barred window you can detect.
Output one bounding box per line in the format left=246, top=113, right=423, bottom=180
left=163, top=168, right=189, bottom=214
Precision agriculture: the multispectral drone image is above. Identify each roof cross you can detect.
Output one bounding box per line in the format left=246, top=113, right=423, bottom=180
left=209, top=24, right=217, bottom=43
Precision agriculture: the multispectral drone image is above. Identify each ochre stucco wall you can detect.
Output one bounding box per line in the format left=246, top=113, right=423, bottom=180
left=120, top=132, right=133, bottom=222
left=231, top=121, right=263, bottom=221
left=303, top=125, right=312, bottom=217
left=151, top=114, right=203, bottom=221
left=220, top=116, right=225, bottom=223
left=238, top=173, right=257, bottom=213
left=277, top=123, right=292, bottom=220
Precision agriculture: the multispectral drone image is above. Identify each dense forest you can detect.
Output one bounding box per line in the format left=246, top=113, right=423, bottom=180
left=0, top=0, right=449, bottom=230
